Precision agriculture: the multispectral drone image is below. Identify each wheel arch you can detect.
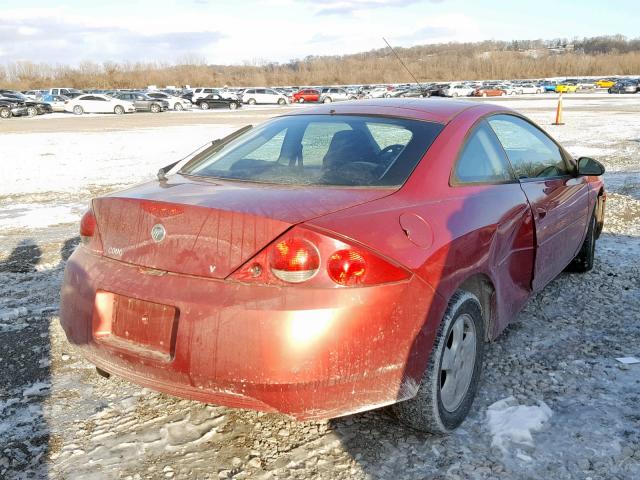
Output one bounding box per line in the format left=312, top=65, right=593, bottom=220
left=455, top=273, right=496, bottom=342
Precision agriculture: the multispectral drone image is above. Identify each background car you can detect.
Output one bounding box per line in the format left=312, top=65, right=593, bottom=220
left=556, top=82, right=578, bottom=93
left=596, top=79, right=616, bottom=88
left=146, top=92, right=192, bottom=110
left=114, top=92, right=169, bottom=113
left=365, top=86, right=391, bottom=98
left=64, top=94, right=136, bottom=115
left=442, top=84, right=475, bottom=97
left=473, top=86, right=506, bottom=97
left=292, top=89, right=320, bottom=103
left=0, top=98, right=28, bottom=118
left=191, top=87, right=238, bottom=102
left=608, top=81, right=639, bottom=94
left=517, top=84, right=543, bottom=94
left=242, top=88, right=289, bottom=105
left=195, top=94, right=242, bottom=110
left=40, top=94, right=69, bottom=112
left=0, top=90, right=52, bottom=116
left=319, top=87, right=356, bottom=103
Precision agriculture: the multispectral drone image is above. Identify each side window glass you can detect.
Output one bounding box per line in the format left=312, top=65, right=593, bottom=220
left=453, top=121, right=513, bottom=184
left=488, top=115, right=570, bottom=178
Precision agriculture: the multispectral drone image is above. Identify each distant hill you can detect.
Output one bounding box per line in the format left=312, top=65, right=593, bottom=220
left=2, top=35, right=639, bottom=89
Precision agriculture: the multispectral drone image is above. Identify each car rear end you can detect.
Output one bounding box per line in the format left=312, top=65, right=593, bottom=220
left=60, top=112, right=446, bottom=419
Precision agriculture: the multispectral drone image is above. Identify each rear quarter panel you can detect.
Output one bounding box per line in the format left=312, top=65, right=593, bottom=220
left=308, top=104, right=535, bottom=378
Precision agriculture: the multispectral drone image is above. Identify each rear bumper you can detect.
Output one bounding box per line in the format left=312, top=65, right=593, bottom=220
left=60, top=247, right=441, bottom=419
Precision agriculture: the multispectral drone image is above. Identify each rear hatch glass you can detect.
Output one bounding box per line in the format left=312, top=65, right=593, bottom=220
left=180, top=114, right=443, bottom=187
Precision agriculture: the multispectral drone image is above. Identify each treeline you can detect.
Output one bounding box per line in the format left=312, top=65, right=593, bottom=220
left=2, top=35, right=639, bottom=89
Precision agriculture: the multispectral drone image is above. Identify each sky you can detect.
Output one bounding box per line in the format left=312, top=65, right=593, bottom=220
left=1, top=0, right=637, bottom=66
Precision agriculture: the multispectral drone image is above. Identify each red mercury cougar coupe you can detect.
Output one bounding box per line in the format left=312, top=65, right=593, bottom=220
left=60, top=99, right=606, bottom=433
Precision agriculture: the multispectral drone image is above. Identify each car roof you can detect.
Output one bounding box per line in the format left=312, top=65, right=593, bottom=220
left=288, top=98, right=503, bottom=124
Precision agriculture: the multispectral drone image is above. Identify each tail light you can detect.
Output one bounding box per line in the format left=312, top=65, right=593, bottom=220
left=230, top=227, right=410, bottom=288
left=79, top=207, right=103, bottom=253
left=269, top=238, right=320, bottom=283
left=80, top=209, right=96, bottom=244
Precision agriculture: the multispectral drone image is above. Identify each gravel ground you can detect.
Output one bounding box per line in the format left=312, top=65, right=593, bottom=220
left=0, top=96, right=639, bottom=480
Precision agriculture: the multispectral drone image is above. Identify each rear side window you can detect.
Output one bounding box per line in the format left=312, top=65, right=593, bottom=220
left=180, top=115, right=443, bottom=187
left=488, top=114, right=570, bottom=179
left=452, top=121, right=514, bottom=184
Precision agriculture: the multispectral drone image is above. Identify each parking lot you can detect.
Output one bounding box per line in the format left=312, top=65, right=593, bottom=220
left=1, top=95, right=639, bottom=479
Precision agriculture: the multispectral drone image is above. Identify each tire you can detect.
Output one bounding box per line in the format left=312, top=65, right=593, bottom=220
left=482, top=92, right=487, bottom=97
left=247, top=98, right=256, bottom=105
left=27, top=106, right=38, bottom=117
left=536, top=89, right=542, bottom=94
left=200, top=102, right=209, bottom=110
left=229, top=102, right=237, bottom=110
left=298, top=97, right=305, bottom=103
left=384, top=93, right=391, bottom=98
left=393, top=291, right=484, bottom=433
left=150, top=103, right=161, bottom=113
left=323, top=97, right=332, bottom=103
left=73, top=105, right=84, bottom=115
left=114, top=105, right=124, bottom=115
left=453, top=92, right=458, bottom=97
left=174, top=103, right=184, bottom=111
left=0, top=107, right=11, bottom=119
left=278, top=98, right=286, bottom=105
left=567, top=210, right=597, bottom=272
left=501, top=92, right=506, bottom=96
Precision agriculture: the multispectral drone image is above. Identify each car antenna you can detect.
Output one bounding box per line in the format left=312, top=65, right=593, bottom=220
left=382, top=37, right=427, bottom=92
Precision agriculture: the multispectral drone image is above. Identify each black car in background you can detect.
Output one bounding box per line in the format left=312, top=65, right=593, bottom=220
left=608, top=81, right=639, bottom=94
left=195, top=94, right=242, bottom=110
left=0, top=91, right=52, bottom=116
left=113, top=92, right=169, bottom=112
left=0, top=97, right=29, bottom=118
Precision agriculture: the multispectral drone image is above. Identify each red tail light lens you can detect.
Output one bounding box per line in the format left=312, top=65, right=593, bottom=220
left=269, top=238, right=320, bottom=283
left=327, top=250, right=366, bottom=286
left=230, top=227, right=411, bottom=287
left=80, top=209, right=97, bottom=244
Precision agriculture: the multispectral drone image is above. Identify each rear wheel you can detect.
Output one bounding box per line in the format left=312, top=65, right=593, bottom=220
left=567, top=210, right=597, bottom=272
left=247, top=98, right=256, bottom=105
left=150, top=103, right=161, bottom=113
left=393, top=291, right=484, bottom=433
left=229, top=102, right=237, bottom=110
left=482, top=92, right=487, bottom=97
left=298, top=97, right=305, bottom=103
left=73, top=105, right=84, bottom=115
left=27, top=106, right=38, bottom=117
left=174, top=102, right=184, bottom=111
left=323, top=97, right=332, bottom=103
left=200, top=102, right=209, bottom=110
left=0, top=106, right=11, bottom=119
left=278, top=98, right=286, bottom=105
left=114, top=105, right=124, bottom=115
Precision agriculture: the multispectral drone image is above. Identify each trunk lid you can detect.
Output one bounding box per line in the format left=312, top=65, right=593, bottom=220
left=93, top=175, right=394, bottom=279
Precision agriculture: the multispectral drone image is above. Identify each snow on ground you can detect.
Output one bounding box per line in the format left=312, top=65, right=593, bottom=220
left=0, top=96, right=639, bottom=480
left=486, top=397, right=553, bottom=453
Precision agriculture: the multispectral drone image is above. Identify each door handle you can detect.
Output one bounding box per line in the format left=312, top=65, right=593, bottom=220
left=536, top=207, right=547, bottom=219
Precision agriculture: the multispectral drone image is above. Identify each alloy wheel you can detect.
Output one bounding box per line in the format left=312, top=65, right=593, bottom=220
left=439, top=313, right=477, bottom=412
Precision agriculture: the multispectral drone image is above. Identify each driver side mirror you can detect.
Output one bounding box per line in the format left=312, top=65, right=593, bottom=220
left=577, top=157, right=605, bottom=176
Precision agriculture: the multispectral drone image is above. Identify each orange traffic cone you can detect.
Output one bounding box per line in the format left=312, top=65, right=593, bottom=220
left=553, top=93, right=564, bottom=125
